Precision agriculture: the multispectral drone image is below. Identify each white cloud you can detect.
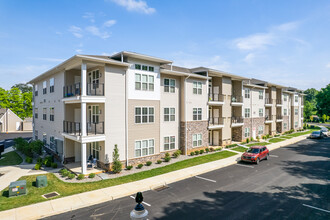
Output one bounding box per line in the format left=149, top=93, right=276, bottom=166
left=83, top=12, right=95, bottom=22
left=85, top=26, right=110, bottom=39
left=244, top=53, right=256, bottom=64
left=104, top=19, right=117, bottom=27
left=110, top=0, right=156, bottom=14
left=274, top=21, right=299, bottom=31
left=69, top=25, right=83, bottom=38
left=76, top=49, right=83, bottom=53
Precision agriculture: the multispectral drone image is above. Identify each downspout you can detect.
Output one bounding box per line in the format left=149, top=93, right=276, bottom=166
left=125, top=68, right=128, bottom=167
left=184, top=74, right=191, bottom=156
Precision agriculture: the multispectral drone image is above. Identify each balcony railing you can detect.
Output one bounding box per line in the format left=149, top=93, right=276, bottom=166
left=265, top=98, right=273, bottom=105
left=276, top=115, right=283, bottom=120
left=63, top=83, right=81, bottom=98
left=209, top=94, right=224, bottom=102
left=231, top=116, right=243, bottom=124
left=87, top=122, right=105, bottom=135
left=265, top=115, right=273, bottom=121
left=209, top=117, right=224, bottom=125
left=87, top=83, right=104, bottom=96
left=231, top=96, right=243, bottom=103
left=276, top=99, right=282, bottom=105
left=63, top=121, right=81, bottom=136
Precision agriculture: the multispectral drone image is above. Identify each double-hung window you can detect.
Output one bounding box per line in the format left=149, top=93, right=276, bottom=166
left=284, top=95, right=288, bottom=101
left=135, top=73, right=154, bottom=91
left=245, top=108, right=250, bottom=118
left=295, top=109, right=298, bottom=115
left=135, top=107, right=154, bottom=123
left=245, top=88, right=250, bottom=99
left=284, top=123, right=288, bottom=130
left=35, top=108, right=38, bottom=119
left=34, top=85, right=38, bottom=96
left=43, top=108, right=47, bottom=120
left=43, top=133, right=47, bottom=145
left=192, top=134, right=202, bottom=147
left=164, top=108, right=175, bottom=121
left=245, top=128, right=250, bottom=138
left=50, top=107, right=54, bottom=121
left=258, top=126, right=263, bottom=135
left=50, top=136, right=55, bottom=148
left=91, top=106, right=99, bottom=123
left=259, top=90, right=263, bottom=99
left=259, top=108, right=263, bottom=117
left=50, top=78, right=55, bottom=93
left=295, top=96, right=298, bottom=102
left=295, top=122, right=298, bottom=128
left=284, top=109, right=287, bottom=116
left=135, top=139, right=154, bottom=157
left=193, top=81, right=202, bottom=94
left=43, top=81, right=47, bottom=94
left=193, top=108, right=202, bottom=120
left=164, top=136, right=175, bottom=150
left=164, top=79, right=175, bottom=93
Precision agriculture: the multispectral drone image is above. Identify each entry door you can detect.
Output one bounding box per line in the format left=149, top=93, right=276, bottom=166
left=252, top=127, right=256, bottom=139
left=213, top=131, right=219, bottom=146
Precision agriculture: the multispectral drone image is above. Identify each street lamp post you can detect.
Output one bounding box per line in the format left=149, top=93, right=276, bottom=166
left=130, top=192, right=149, bottom=220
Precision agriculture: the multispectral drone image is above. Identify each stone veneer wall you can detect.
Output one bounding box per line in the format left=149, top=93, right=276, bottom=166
left=276, top=122, right=282, bottom=133
left=232, top=127, right=242, bottom=141
left=180, top=121, right=208, bottom=154
left=241, top=117, right=265, bottom=140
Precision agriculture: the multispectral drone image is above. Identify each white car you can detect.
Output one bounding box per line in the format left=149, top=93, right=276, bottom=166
left=320, top=129, right=329, bottom=137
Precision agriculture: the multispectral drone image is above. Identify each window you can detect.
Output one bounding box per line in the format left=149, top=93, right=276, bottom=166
left=259, top=90, right=263, bottom=99
left=135, top=107, right=154, bottom=124
left=164, top=108, right=175, bottom=122
left=148, top=75, right=154, bottom=91
left=284, top=95, right=288, bottom=101
left=91, top=106, right=99, bottom=123
left=164, top=79, right=175, bottom=93
left=245, top=108, right=250, bottom=118
left=192, top=134, right=202, bottom=147
left=49, top=78, right=54, bottom=93
left=295, top=96, right=298, bottom=102
left=135, top=73, right=141, bottom=90
left=193, top=81, right=202, bottom=94
left=148, top=66, right=154, bottom=72
left=135, top=73, right=154, bottom=91
left=258, top=126, right=264, bottom=135
left=164, top=136, right=175, bottom=150
left=259, top=108, right=263, bottom=117
left=50, top=107, right=54, bottom=121
left=50, top=136, right=55, bottom=149
left=142, top=65, right=148, bottom=71
left=43, top=133, right=47, bottom=145
left=244, top=88, right=250, bottom=99
left=193, top=108, right=202, bottom=120
left=35, top=130, right=38, bottom=140
left=295, top=122, right=298, bottom=128
left=284, top=123, right=287, bottom=130
left=89, top=70, right=100, bottom=85
left=90, top=142, right=100, bottom=160
left=135, top=63, right=155, bottom=72
left=43, top=81, right=47, bottom=94
left=135, top=64, right=141, bottom=70
left=295, top=109, right=298, bottom=115
left=43, top=108, right=47, bottom=120
left=35, top=108, right=38, bottom=119
left=245, top=128, right=250, bottom=138
left=284, top=109, right=288, bottom=116
left=135, top=139, right=154, bottom=157
left=34, top=85, right=38, bottom=96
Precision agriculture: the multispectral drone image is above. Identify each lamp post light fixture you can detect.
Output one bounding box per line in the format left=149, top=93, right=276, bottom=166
left=130, top=192, right=149, bottom=220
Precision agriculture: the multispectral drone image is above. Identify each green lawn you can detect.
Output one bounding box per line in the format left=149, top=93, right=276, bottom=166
left=0, top=151, right=23, bottom=166
left=0, top=150, right=237, bottom=211
left=280, top=136, right=294, bottom=139
left=246, top=142, right=269, bottom=147
left=268, top=138, right=286, bottom=143
left=231, top=146, right=247, bottom=152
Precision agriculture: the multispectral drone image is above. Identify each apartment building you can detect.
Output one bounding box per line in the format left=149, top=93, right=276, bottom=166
left=28, top=51, right=304, bottom=174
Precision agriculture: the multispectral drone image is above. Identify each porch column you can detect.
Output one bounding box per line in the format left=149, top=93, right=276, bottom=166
left=81, top=143, right=87, bottom=174
left=81, top=102, right=86, bottom=136
left=81, top=62, right=87, bottom=96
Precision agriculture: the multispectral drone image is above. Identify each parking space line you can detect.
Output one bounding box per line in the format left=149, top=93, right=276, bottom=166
left=235, top=164, right=254, bottom=168
left=269, top=155, right=278, bottom=157
left=195, top=175, right=216, bottom=183
left=303, top=204, right=330, bottom=213
left=130, top=196, right=151, bottom=206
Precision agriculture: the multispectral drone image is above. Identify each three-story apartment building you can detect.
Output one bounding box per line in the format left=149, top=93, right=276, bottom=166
left=29, top=51, right=305, bottom=174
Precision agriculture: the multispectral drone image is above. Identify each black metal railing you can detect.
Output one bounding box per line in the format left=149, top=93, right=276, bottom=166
left=265, top=115, right=273, bottom=121
left=87, top=83, right=104, bottom=96
left=63, top=121, right=81, bottom=136
left=208, top=94, right=225, bottom=102
left=231, top=95, right=243, bottom=103
left=276, top=115, right=283, bottom=120
left=231, top=116, right=243, bottom=124
left=209, top=117, right=224, bottom=125
left=63, top=83, right=81, bottom=98
left=276, top=99, right=282, bottom=105
left=265, top=98, right=273, bottom=105
left=87, top=122, right=104, bottom=135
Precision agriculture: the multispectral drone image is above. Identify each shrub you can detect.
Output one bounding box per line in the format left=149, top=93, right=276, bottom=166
left=164, top=157, right=171, bottom=162
left=250, top=137, right=254, bottom=142
left=146, top=161, right=152, bottom=166
left=194, top=150, right=200, bottom=155
left=68, top=173, right=75, bottom=179
left=112, top=144, right=122, bottom=173
left=62, top=170, right=69, bottom=177
left=25, top=157, right=33, bottom=163
left=137, top=164, right=144, bottom=169
left=205, top=148, right=210, bottom=153
left=88, top=173, right=96, bottom=178
left=126, top=165, right=133, bottom=170
left=156, top=160, right=162, bottom=164
left=51, top=162, right=57, bottom=168
left=77, top=174, right=85, bottom=180
left=46, top=160, right=52, bottom=167
left=165, top=152, right=170, bottom=158
left=173, top=150, right=182, bottom=158
left=246, top=138, right=250, bottom=143
left=216, top=147, right=222, bottom=151
left=30, top=140, right=44, bottom=155
left=256, top=136, right=260, bottom=142
left=210, top=147, right=215, bottom=152
left=34, top=163, right=41, bottom=170
left=190, top=152, right=195, bottom=156
left=266, top=134, right=270, bottom=138
left=199, top=149, right=204, bottom=154
left=60, top=168, right=68, bottom=175
left=37, top=157, right=43, bottom=163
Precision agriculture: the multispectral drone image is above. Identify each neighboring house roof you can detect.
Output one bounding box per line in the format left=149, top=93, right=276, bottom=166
left=111, top=51, right=173, bottom=64
left=0, top=108, right=23, bottom=122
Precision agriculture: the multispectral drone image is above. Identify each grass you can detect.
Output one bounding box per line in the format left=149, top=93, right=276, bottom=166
left=0, top=150, right=236, bottom=211
left=231, top=146, right=247, bottom=152
left=280, top=136, right=294, bottom=139
left=268, top=138, right=286, bottom=143
left=246, top=142, right=269, bottom=147
left=0, top=151, right=23, bottom=166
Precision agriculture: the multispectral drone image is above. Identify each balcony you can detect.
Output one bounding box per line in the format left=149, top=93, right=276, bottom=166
left=62, top=83, right=105, bottom=103
left=208, top=117, right=224, bottom=129
left=265, top=98, right=273, bottom=106
left=276, top=115, right=283, bottom=122
left=63, top=121, right=105, bottom=142
left=87, top=83, right=105, bottom=96
left=276, top=99, right=283, bottom=106
left=63, top=83, right=81, bottom=98
left=208, top=94, right=224, bottom=105
left=231, top=96, right=243, bottom=106
left=63, top=121, right=81, bottom=136
left=87, top=122, right=105, bottom=135
left=265, top=115, right=273, bottom=123
left=231, top=116, right=244, bottom=127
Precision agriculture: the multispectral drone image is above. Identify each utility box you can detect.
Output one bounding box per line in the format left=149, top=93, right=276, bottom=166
left=36, top=175, right=47, bottom=188
left=9, top=180, right=27, bottom=197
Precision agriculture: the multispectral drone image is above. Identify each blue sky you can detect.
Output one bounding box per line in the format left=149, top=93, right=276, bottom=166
left=0, top=0, right=330, bottom=90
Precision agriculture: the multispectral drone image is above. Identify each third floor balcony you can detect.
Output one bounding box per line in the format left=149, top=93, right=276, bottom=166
left=208, top=117, right=224, bottom=129
left=208, top=94, right=225, bottom=105
left=231, top=95, right=243, bottom=106
left=265, top=98, right=273, bottom=106
left=265, top=115, right=273, bottom=123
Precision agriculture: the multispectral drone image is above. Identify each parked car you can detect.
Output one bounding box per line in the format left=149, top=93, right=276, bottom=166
left=309, top=131, right=324, bottom=139
left=241, top=146, right=269, bottom=165
left=320, top=128, right=329, bottom=137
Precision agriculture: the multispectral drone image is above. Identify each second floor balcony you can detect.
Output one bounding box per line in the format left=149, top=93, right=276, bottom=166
left=276, top=99, right=283, bottom=106
left=231, top=116, right=244, bottom=127
left=265, top=115, right=273, bottom=123
left=208, top=94, right=225, bottom=105
left=208, top=117, right=224, bottom=129
left=231, top=96, right=243, bottom=106
left=63, top=83, right=104, bottom=98
left=63, top=120, right=105, bottom=137
left=265, top=98, right=273, bottom=106
left=276, top=115, right=283, bottom=122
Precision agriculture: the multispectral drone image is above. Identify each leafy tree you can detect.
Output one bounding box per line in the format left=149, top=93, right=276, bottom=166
left=316, top=84, right=330, bottom=117
left=112, top=144, right=122, bottom=173
left=11, top=83, right=32, bottom=93
left=304, top=88, right=318, bottom=103
left=303, top=100, right=316, bottom=120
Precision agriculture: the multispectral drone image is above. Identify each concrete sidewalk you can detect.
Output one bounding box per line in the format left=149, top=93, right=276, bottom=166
left=0, top=133, right=310, bottom=220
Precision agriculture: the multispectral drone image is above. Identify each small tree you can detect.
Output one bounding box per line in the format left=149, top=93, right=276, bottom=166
left=322, top=114, right=327, bottom=123
left=112, top=144, right=122, bottom=173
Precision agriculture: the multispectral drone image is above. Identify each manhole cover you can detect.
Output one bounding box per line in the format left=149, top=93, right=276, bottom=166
left=42, top=192, right=60, bottom=199
left=153, top=185, right=169, bottom=192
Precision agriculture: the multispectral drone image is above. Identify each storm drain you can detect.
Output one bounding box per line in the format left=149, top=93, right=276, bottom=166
left=153, top=185, right=169, bottom=192
left=42, top=192, right=60, bottom=199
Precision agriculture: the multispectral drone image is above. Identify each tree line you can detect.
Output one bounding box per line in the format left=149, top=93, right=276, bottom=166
left=304, top=83, right=330, bottom=122
left=0, top=83, right=33, bottom=120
